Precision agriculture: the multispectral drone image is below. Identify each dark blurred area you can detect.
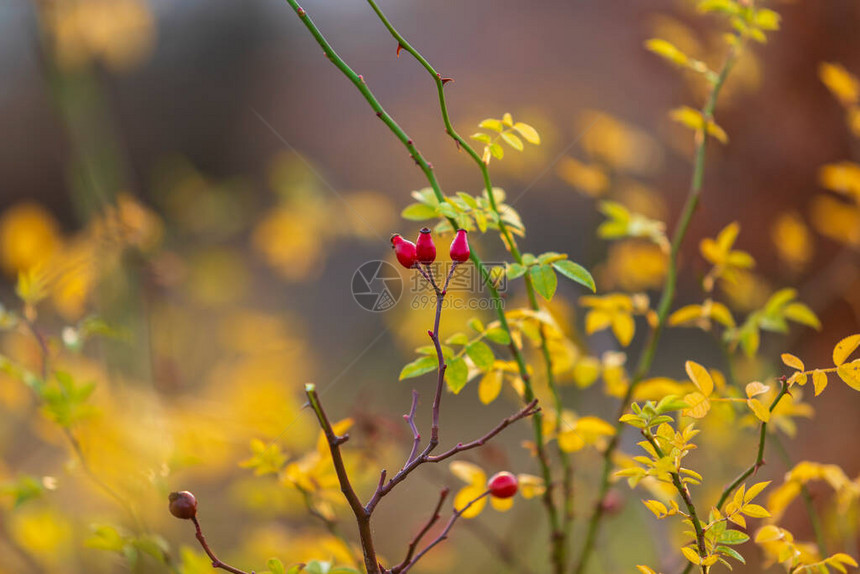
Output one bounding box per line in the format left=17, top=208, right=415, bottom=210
left=1, top=0, right=860, bottom=573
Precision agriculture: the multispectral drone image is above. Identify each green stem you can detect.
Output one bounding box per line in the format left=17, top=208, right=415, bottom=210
left=644, top=433, right=708, bottom=574
left=362, top=3, right=571, bottom=568
left=771, top=434, right=829, bottom=557
left=680, top=377, right=791, bottom=574
left=573, top=41, right=741, bottom=574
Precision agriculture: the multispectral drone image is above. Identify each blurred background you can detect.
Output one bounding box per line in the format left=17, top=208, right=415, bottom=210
left=1, top=0, right=860, bottom=572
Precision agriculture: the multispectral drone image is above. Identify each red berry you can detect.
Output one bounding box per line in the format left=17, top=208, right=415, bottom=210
left=449, top=229, right=470, bottom=262
left=391, top=234, right=418, bottom=268
left=168, top=491, right=198, bottom=519
left=415, top=228, right=436, bottom=265
left=487, top=471, right=518, bottom=499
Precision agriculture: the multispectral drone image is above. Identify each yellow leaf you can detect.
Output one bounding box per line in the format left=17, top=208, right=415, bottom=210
left=833, top=334, right=860, bottom=366
left=490, top=496, right=514, bottom=512
left=450, top=461, right=485, bottom=485
left=643, top=499, right=668, bottom=518
left=747, top=398, right=771, bottom=422
left=478, top=370, right=503, bottom=405
left=611, top=313, right=635, bottom=346
left=683, top=392, right=711, bottom=419
left=645, top=38, right=689, bottom=67
left=513, top=122, right=541, bottom=145
left=741, top=503, right=771, bottom=518
left=837, top=360, right=860, bottom=391
left=680, top=546, right=702, bottom=565
left=820, top=62, right=860, bottom=107
left=669, top=305, right=702, bottom=326
left=502, top=113, right=514, bottom=127
left=744, top=481, right=771, bottom=502
left=755, top=525, right=783, bottom=543
left=812, top=369, right=828, bottom=396
left=558, top=430, right=585, bottom=452
left=453, top=485, right=487, bottom=519
left=636, top=567, right=658, bottom=574
left=501, top=131, right=524, bottom=151
left=781, top=353, right=804, bottom=371
left=685, top=360, right=714, bottom=396
left=745, top=381, right=770, bottom=398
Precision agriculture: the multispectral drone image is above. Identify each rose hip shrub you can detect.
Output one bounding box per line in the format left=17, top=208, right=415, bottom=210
left=1, top=2, right=860, bottom=574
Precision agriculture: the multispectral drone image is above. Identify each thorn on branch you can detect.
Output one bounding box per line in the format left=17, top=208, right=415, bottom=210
left=396, top=43, right=403, bottom=57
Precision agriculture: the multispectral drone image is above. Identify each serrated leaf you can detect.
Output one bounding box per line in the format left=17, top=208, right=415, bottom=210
left=685, top=361, right=714, bottom=396
left=446, top=357, right=469, bottom=393
left=552, top=260, right=596, bottom=292
left=484, top=327, right=511, bottom=345
left=465, top=340, right=495, bottom=371
left=401, top=203, right=437, bottom=220
left=529, top=264, right=557, bottom=301
left=399, top=356, right=438, bottom=380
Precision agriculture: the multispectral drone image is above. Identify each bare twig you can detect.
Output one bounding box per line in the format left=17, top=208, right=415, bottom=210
left=191, top=516, right=252, bottom=574
left=390, top=488, right=450, bottom=573
left=398, top=491, right=490, bottom=574
left=306, top=385, right=380, bottom=574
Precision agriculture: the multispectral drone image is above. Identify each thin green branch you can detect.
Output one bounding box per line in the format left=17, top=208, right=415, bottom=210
left=574, top=40, right=742, bottom=574
left=771, top=434, right=828, bottom=557
left=643, top=432, right=708, bottom=574
left=361, top=3, right=571, bottom=568
left=679, top=376, right=791, bottom=574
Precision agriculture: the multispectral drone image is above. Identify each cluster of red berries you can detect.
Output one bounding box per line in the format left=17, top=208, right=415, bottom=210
left=390, top=227, right=470, bottom=269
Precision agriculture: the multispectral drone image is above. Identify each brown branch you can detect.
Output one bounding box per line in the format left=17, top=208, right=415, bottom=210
left=403, top=389, right=421, bottom=467
left=398, top=491, right=490, bottom=574
left=191, top=516, right=252, bottom=574
left=305, top=385, right=380, bottom=574
left=365, top=399, right=539, bottom=513
left=390, top=488, right=450, bottom=574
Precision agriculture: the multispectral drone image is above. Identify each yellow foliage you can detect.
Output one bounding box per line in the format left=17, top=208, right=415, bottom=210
left=556, top=157, right=610, bottom=197
left=0, top=203, right=61, bottom=276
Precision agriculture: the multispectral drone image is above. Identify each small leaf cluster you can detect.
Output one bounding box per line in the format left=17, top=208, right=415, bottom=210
left=470, top=113, right=540, bottom=164
left=506, top=251, right=596, bottom=299
left=401, top=187, right=524, bottom=237
left=399, top=317, right=511, bottom=394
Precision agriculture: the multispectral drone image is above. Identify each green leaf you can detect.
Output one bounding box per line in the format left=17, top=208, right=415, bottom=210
left=446, top=357, right=469, bottom=393
left=445, top=332, right=469, bottom=346
left=466, top=341, right=495, bottom=371
left=401, top=203, right=438, bottom=221
left=783, top=302, right=821, bottom=330
left=489, top=143, right=504, bottom=160
left=267, top=558, right=287, bottom=574
left=399, top=356, right=438, bottom=380
left=484, top=327, right=511, bottom=345
left=470, top=133, right=492, bottom=144
left=718, top=529, right=750, bottom=545
left=716, top=545, right=746, bottom=564
left=529, top=264, right=557, bottom=301
left=468, top=318, right=485, bottom=333
left=506, top=263, right=527, bottom=280
left=552, top=260, right=595, bottom=292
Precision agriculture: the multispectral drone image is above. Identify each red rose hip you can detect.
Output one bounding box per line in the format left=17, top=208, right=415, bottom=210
left=168, top=491, right=198, bottom=519
left=487, top=471, right=518, bottom=499
left=449, top=229, right=470, bottom=262
left=391, top=234, right=418, bottom=268
left=415, top=228, right=436, bottom=265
